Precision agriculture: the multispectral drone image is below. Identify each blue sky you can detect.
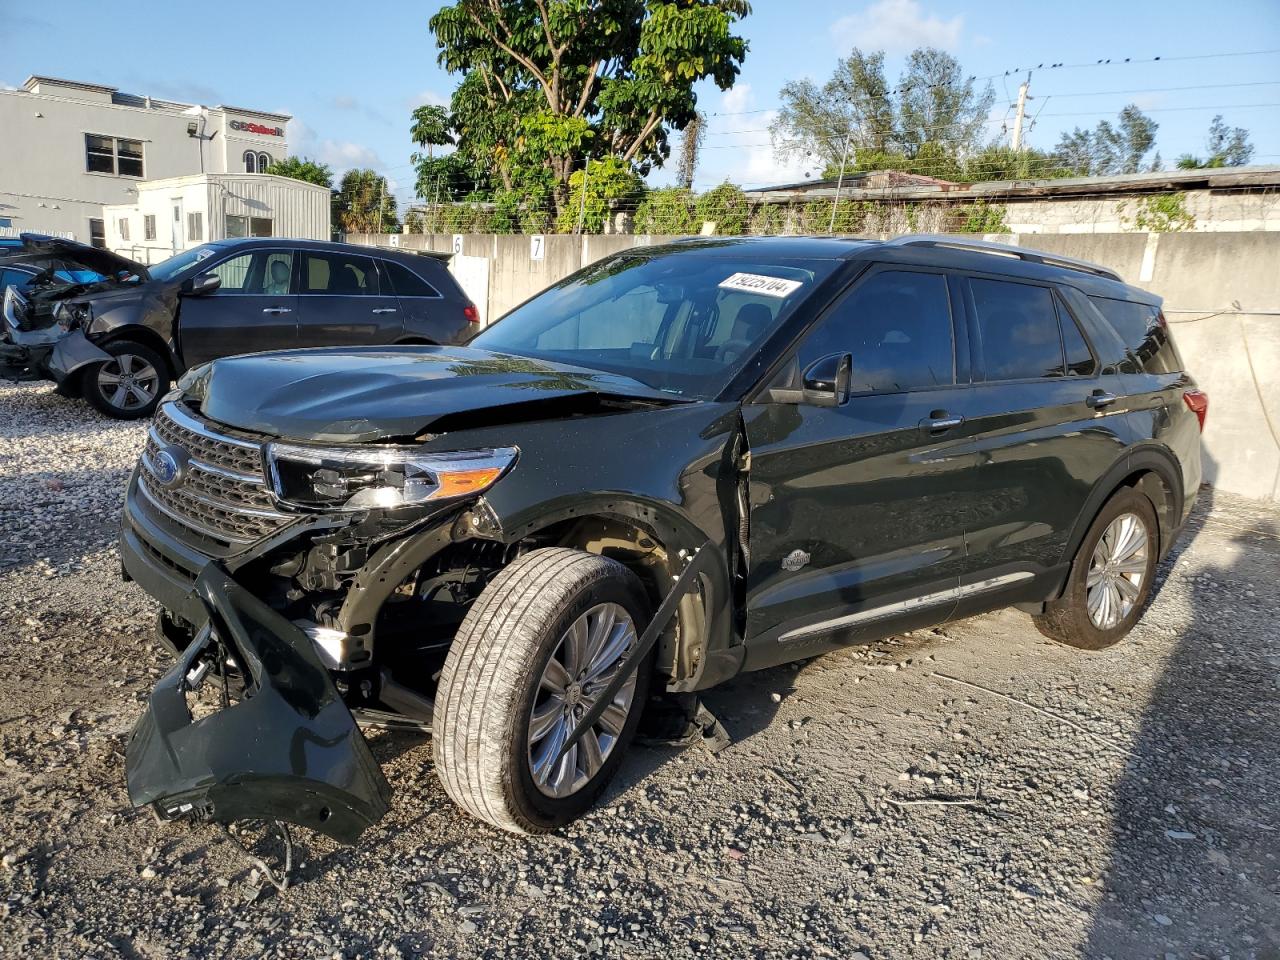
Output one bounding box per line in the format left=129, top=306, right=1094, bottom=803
left=3, top=0, right=1278, bottom=206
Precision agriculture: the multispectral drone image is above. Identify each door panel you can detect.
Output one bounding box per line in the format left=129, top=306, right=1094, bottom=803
left=952, top=275, right=1136, bottom=615
left=742, top=389, right=980, bottom=668
left=740, top=265, right=978, bottom=669
left=295, top=251, right=401, bottom=348
left=177, top=250, right=297, bottom=367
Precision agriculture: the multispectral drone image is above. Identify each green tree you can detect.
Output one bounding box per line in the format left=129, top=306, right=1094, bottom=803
left=773, top=46, right=993, bottom=176
left=635, top=186, right=697, bottom=233
left=335, top=169, right=399, bottom=234
left=556, top=156, right=646, bottom=233
left=1176, top=114, right=1254, bottom=169
left=1053, top=104, right=1159, bottom=176
left=694, top=182, right=750, bottom=233
left=428, top=0, right=750, bottom=218
left=675, top=111, right=706, bottom=190
left=264, top=156, right=334, bottom=188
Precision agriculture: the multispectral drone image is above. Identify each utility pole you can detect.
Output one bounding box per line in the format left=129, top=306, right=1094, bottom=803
left=1011, top=72, right=1032, bottom=151
left=829, top=125, right=853, bottom=233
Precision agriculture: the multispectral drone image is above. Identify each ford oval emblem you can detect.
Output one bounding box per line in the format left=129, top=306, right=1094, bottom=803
left=153, top=446, right=189, bottom=488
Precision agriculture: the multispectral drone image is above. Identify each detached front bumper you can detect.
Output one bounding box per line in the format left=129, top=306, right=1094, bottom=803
left=125, top=564, right=392, bottom=845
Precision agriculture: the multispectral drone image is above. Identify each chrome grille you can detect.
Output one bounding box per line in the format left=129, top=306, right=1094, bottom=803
left=138, top=402, right=294, bottom=545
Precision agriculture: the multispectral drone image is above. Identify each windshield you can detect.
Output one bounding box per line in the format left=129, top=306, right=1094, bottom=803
left=471, top=251, right=837, bottom=399
left=148, top=245, right=221, bottom=283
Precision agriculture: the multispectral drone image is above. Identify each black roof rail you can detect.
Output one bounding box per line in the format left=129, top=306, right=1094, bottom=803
left=885, top=234, right=1123, bottom=282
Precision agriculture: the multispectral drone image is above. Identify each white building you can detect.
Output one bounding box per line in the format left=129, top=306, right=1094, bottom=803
left=0, top=75, right=327, bottom=250
left=102, top=173, right=332, bottom=264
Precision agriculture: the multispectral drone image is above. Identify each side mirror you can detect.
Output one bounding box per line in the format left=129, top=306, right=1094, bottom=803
left=801, top=353, right=852, bottom=407
left=183, top=272, right=221, bottom=296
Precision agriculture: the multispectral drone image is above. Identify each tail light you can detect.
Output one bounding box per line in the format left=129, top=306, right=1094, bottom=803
left=462, top=303, right=480, bottom=324
left=1183, top=389, right=1208, bottom=432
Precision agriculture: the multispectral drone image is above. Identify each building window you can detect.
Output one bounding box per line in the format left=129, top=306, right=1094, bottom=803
left=85, top=134, right=144, bottom=177
left=243, top=150, right=257, bottom=173
left=89, top=218, right=106, bottom=249
left=258, top=152, right=272, bottom=172
left=118, top=218, right=130, bottom=242
left=144, top=215, right=156, bottom=241
left=187, top=212, right=203, bottom=243
left=226, top=215, right=274, bottom=238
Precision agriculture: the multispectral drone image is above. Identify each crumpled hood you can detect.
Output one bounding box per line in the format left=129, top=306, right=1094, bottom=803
left=5, top=233, right=149, bottom=281
left=192, top=345, right=683, bottom=442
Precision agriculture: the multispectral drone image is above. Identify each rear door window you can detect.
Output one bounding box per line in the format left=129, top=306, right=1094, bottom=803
left=382, top=260, right=441, bottom=298
left=1059, top=299, right=1098, bottom=377
left=799, top=269, right=956, bottom=394
left=1088, top=296, right=1183, bottom=374
left=301, top=252, right=381, bottom=296
left=969, top=278, right=1065, bottom=380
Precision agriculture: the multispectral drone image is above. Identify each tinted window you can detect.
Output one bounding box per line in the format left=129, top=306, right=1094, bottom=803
left=302, top=252, right=381, bottom=296
left=1088, top=296, right=1183, bottom=374
left=383, top=260, right=440, bottom=298
left=472, top=253, right=837, bottom=399
left=801, top=270, right=954, bottom=393
left=970, top=279, right=1064, bottom=380
left=1059, top=301, right=1097, bottom=376
left=209, top=251, right=293, bottom=295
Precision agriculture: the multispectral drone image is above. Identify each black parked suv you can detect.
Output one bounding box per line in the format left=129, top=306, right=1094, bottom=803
left=1, top=234, right=477, bottom=419
left=120, top=236, right=1205, bottom=843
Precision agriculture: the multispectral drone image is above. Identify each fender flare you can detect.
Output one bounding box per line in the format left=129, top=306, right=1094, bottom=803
left=486, top=492, right=740, bottom=693
left=1059, top=443, right=1185, bottom=577
left=91, top=324, right=180, bottom=378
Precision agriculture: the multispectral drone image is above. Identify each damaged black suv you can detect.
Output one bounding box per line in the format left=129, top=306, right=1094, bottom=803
left=120, top=236, right=1205, bottom=843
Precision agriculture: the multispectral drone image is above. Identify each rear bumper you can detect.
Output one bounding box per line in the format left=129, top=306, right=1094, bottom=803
left=125, top=564, right=392, bottom=845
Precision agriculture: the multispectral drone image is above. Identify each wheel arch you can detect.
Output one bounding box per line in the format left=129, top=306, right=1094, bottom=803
left=497, top=495, right=738, bottom=693
left=1059, top=445, right=1185, bottom=587
left=93, top=325, right=178, bottom=378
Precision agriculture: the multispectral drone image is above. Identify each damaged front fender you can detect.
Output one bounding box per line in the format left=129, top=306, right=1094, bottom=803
left=47, top=329, right=112, bottom=380
left=126, top=564, right=392, bottom=844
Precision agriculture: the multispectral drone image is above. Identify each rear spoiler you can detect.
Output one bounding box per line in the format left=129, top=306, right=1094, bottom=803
left=368, top=246, right=453, bottom=264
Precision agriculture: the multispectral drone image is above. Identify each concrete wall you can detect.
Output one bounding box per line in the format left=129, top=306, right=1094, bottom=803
left=349, top=230, right=1280, bottom=502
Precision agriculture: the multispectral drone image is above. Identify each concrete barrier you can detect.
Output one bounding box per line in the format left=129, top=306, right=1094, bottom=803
left=349, top=230, right=1280, bottom=502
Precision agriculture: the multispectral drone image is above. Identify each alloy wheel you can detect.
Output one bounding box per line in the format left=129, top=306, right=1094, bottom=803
left=1086, top=512, right=1149, bottom=630
left=97, top=354, right=159, bottom=411
left=528, top=602, right=638, bottom=798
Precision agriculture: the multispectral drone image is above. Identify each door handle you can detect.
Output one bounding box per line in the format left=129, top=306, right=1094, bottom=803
left=920, top=412, right=964, bottom=433
left=371, top=308, right=398, bottom=314
left=261, top=307, right=292, bottom=315
left=1086, top=390, right=1118, bottom=409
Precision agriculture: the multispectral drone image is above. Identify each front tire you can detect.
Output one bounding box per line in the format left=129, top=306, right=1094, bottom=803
left=433, top=548, right=651, bottom=834
left=83, top=340, right=169, bottom=419
left=1033, top=488, right=1159, bottom=650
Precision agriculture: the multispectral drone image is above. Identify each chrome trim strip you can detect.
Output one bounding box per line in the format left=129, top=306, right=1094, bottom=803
left=147, top=425, right=265, bottom=484
left=159, top=402, right=261, bottom=451
left=136, top=474, right=253, bottom=545
left=777, top=571, right=1035, bottom=644
left=139, top=450, right=288, bottom=520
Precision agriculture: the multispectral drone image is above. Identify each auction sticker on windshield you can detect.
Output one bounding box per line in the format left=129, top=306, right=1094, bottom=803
left=718, top=272, right=803, bottom=298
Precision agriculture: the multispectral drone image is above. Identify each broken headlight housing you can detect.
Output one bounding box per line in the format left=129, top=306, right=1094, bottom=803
left=53, top=300, right=92, bottom=332
left=266, top=443, right=517, bottom=512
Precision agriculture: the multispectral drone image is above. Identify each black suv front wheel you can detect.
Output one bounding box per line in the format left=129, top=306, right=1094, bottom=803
left=84, top=340, right=169, bottom=420
left=433, top=548, right=651, bottom=833
left=1034, top=488, right=1160, bottom=650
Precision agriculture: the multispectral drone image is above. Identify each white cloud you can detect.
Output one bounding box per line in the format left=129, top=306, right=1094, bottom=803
left=288, top=116, right=384, bottom=172
left=686, top=85, right=812, bottom=190
left=833, top=0, right=964, bottom=54
left=408, top=89, right=449, bottom=110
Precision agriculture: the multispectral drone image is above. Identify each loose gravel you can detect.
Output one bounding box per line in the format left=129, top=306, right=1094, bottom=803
left=1, top=379, right=1277, bottom=959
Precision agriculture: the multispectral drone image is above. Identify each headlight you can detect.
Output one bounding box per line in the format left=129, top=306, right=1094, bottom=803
left=266, top=443, right=517, bottom=511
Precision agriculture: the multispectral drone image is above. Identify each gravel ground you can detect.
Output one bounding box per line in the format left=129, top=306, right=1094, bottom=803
left=1, top=379, right=1277, bottom=960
